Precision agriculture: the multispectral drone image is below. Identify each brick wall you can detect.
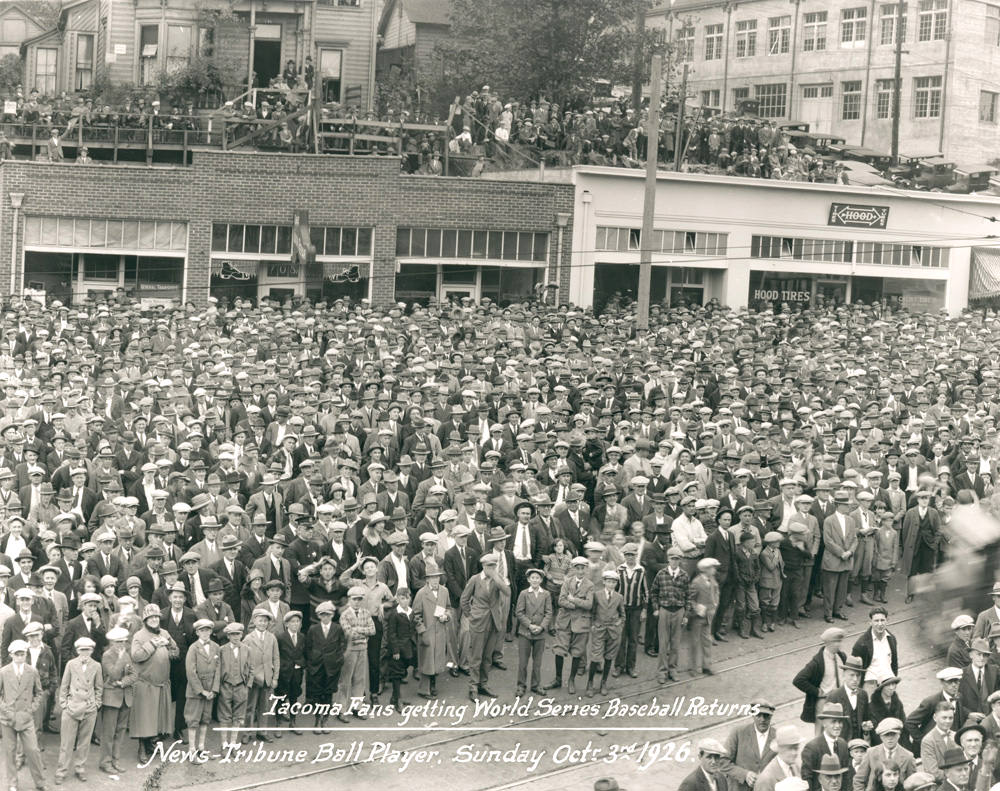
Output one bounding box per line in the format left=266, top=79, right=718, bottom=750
left=0, top=153, right=575, bottom=307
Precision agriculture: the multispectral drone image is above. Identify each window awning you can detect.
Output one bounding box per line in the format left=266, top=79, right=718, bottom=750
left=970, top=247, right=1000, bottom=300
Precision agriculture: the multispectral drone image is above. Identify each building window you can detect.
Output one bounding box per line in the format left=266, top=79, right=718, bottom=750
left=24, top=217, right=188, bottom=251
left=988, top=5, right=1000, bottom=46
left=396, top=229, right=547, bottom=262
left=841, top=7, right=867, bottom=47
left=318, top=48, right=342, bottom=104
left=914, top=75, right=942, bottom=118
left=166, top=25, right=191, bottom=73
left=75, top=34, right=94, bottom=90
left=735, top=19, right=757, bottom=57
left=212, top=223, right=372, bottom=257
left=802, top=84, right=834, bottom=99
left=918, top=0, right=947, bottom=41
left=755, top=83, right=787, bottom=118
left=704, top=23, right=724, bottom=60
left=768, top=16, right=791, bottom=54
left=841, top=81, right=862, bottom=120
left=676, top=25, right=694, bottom=61
left=751, top=235, right=854, bottom=262
left=803, top=11, right=827, bottom=51
left=140, top=24, right=159, bottom=85
left=880, top=4, right=907, bottom=44
left=598, top=227, right=728, bottom=256
left=197, top=26, right=214, bottom=57
left=856, top=241, right=945, bottom=267
left=981, top=91, right=998, bottom=122
left=701, top=89, right=720, bottom=108
left=875, top=79, right=897, bottom=119
left=34, top=48, right=56, bottom=95
left=733, top=87, right=750, bottom=106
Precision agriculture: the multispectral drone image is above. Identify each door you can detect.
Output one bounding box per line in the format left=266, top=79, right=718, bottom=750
left=252, top=28, right=281, bottom=88
left=800, top=84, right=834, bottom=134
left=439, top=265, right=479, bottom=303
left=441, top=287, right=475, bottom=304
left=319, top=49, right=342, bottom=103
left=817, top=279, right=847, bottom=305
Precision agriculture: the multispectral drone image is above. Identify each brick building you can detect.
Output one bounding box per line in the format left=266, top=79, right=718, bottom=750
left=0, top=153, right=574, bottom=308
left=647, top=0, right=1000, bottom=163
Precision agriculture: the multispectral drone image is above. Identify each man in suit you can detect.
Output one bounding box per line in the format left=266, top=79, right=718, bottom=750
left=460, top=552, right=510, bottom=701
left=753, top=725, right=804, bottom=791
left=249, top=535, right=292, bottom=600
left=916, top=700, right=957, bottom=780
left=86, top=529, right=125, bottom=584
left=905, top=667, right=963, bottom=760
left=245, top=474, right=285, bottom=536
left=62, top=591, right=107, bottom=662
left=443, top=525, right=478, bottom=676
left=958, top=639, right=997, bottom=720
left=820, top=491, right=857, bottom=622
left=850, top=717, right=917, bottom=791
left=792, top=628, right=847, bottom=726
left=800, top=703, right=852, bottom=790
left=724, top=699, right=777, bottom=789
left=973, top=583, right=1000, bottom=640
left=212, top=534, right=248, bottom=618
left=377, top=532, right=415, bottom=595
left=824, top=656, right=869, bottom=742
left=180, top=551, right=220, bottom=610
left=678, top=738, right=730, bottom=791
left=0, top=638, right=47, bottom=790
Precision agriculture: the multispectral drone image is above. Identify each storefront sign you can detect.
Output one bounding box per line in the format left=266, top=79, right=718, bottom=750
left=828, top=203, right=889, bottom=229
left=267, top=262, right=300, bottom=278
left=752, top=288, right=811, bottom=302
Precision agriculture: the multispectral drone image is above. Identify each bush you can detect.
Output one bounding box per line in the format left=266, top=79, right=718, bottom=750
left=0, top=54, right=22, bottom=94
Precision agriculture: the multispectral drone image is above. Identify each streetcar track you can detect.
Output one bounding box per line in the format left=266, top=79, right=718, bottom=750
left=200, top=612, right=926, bottom=791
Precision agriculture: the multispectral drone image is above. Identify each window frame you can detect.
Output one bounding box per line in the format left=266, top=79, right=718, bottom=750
left=704, top=23, right=724, bottom=60
left=913, top=75, right=943, bottom=118
left=768, top=15, right=791, bottom=54
left=755, top=83, right=787, bottom=118
left=34, top=47, right=57, bottom=95
left=981, top=90, right=998, bottom=123
left=803, top=11, right=828, bottom=51
left=840, top=7, right=868, bottom=47
left=917, top=0, right=947, bottom=41
left=735, top=19, right=757, bottom=58
left=841, top=80, right=863, bottom=120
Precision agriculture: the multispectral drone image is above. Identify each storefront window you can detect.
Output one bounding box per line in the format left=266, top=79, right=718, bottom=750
left=395, top=264, right=437, bottom=304
left=748, top=271, right=825, bottom=310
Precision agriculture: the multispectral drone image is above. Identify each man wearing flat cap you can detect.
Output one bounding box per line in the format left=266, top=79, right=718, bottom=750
left=460, top=552, right=510, bottom=701
left=905, top=667, right=964, bottom=759
left=851, top=717, right=916, bottom=790
left=678, top=738, right=729, bottom=791
left=793, top=627, right=847, bottom=727
left=725, top=698, right=777, bottom=789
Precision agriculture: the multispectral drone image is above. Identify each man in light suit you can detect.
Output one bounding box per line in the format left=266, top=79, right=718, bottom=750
left=514, top=567, right=551, bottom=695
left=820, top=491, right=858, bottom=622
left=250, top=535, right=292, bottom=601
left=850, top=717, right=916, bottom=791
left=972, top=583, right=1000, bottom=640
left=915, top=699, right=956, bottom=781
left=0, top=638, right=47, bottom=790
left=724, top=699, right=777, bottom=789
left=460, top=552, right=510, bottom=701
left=753, top=725, right=804, bottom=791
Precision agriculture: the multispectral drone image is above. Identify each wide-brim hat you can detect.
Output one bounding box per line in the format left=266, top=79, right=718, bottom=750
left=814, top=754, right=848, bottom=775
left=938, top=746, right=972, bottom=770
left=816, top=702, right=847, bottom=720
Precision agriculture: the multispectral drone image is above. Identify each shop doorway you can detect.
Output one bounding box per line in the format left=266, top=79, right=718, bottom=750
left=253, top=39, right=282, bottom=87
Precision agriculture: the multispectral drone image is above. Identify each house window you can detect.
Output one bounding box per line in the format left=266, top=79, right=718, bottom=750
left=197, top=27, right=214, bottom=57
left=140, top=25, right=159, bottom=85
left=701, top=89, right=720, bottom=108
left=676, top=25, right=694, bottom=61
left=167, top=25, right=191, bottom=73
left=704, top=23, right=724, bottom=60
left=918, top=0, right=947, bottom=41
left=755, top=83, right=787, bottom=117
left=75, top=34, right=94, bottom=90
left=319, top=48, right=342, bottom=103
left=841, top=7, right=867, bottom=47
left=733, top=86, right=750, bottom=106
left=988, top=6, right=1000, bottom=46
left=841, top=80, right=862, bottom=120
left=768, top=16, right=791, bottom=54
left=880, top=4, right=907, bottom=44
left=914, top=75, right=942, bottom=117
left=735, top=19, right=757, bottom=57
left=875, top=78, right=897, bottom=119
left=803, top=11, right=827, bottom=51
left=34, top=47, right=56, bottom=95
left=981, top=90, right=998, bottom=122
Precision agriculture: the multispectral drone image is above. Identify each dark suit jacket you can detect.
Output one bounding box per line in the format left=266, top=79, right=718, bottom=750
left=678, top=768, right=728, bottom=791
left=443, top=544, right=480, bottom=609
left=61, top=612, right=107, bottom=662
left=305, top=621, right=346, bottom=675
left=800, top=734, right=851, bottom=791
left=905, top=691, right=965, bottom=756
left=384, top=608, right=418, bottom=661
left=180, top=568, right=220, bottom=607
left=212, top=557, right=248, bottom=617
left=276, top=629, right=306, bottom=683
left=825, top=685, right=870, bottom=742
left=958, top=663, right=999, bottom=717
left=792, top=648, right=847, bottom=723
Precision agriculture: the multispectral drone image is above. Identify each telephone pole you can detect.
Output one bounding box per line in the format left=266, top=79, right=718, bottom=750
left=674, top=63, right=689, bottom=170
left=636, top=53, right=662, bottom=331
left=890, top=0, right=905, bottom=164
left=632, top=0, right=648, bottom=113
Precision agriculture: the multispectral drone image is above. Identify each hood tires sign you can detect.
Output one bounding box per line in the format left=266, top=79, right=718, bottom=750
left=828, top=203, right=889, bottom=228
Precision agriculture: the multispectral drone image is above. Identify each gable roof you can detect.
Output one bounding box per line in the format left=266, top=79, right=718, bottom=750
left=378, top=0, right=450, bottom=35
left=2, top=0, right=60, bottom=30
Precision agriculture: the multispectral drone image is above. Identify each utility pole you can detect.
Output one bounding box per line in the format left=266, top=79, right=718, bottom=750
left=632, top=0, right=647, bottom=113
left=636, top=53, right=662, bottom=332
left=673, top=63, right=689, bottom=171
left=890, top=0, right=905, bottom=164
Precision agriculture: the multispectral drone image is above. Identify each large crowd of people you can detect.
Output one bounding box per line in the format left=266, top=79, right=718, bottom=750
left=0, top=290, right=994, bottom=789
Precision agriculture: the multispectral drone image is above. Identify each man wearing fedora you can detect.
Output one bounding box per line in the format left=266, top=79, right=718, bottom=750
left=213, top=533, right=248, bottom=618
left=954, top=715, right=989, bottom=788
left=958, top=639, right=998, bottom=715
left=679, top=738, right=730, bottom=791
left=800, top=702, right=852, bottom=790
left=250, top=534, right=292, bottom=600
left=825, top=656, right=870, bottom=742
left=934, top=746, right=972, bottom=791
left=973, top=582, right=1000, bottom=640
left=850, top=717, right=916, bottom=790
left=724, top=698, right=777, bottom=789
left=810, top=754, right=849, bottom=791
left=753, top=725, right=804, bottom=791
left=820, top=490, right=858, bottom=623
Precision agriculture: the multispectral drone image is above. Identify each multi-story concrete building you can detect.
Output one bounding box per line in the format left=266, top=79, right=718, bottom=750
left=647, top=0, right=1000, bottom=163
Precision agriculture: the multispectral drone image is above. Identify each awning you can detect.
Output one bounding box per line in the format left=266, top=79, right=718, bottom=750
left=970, top=247, right=1000, bottom=300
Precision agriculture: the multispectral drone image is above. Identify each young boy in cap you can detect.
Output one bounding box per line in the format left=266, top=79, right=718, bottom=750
left=651, top=546, right=691, bottom=683
left=587, top=569, right=625, bottom=697
left=514, top=568, right=551, bottom=696
left=99, top=626, right=136, bottom=774
left=871, top=511, right=898, bottom=604
left=547, top=556, right=593, bottom=694
left=614, top=542, right=647, bottom=679
left=0, top=638, right=47, bottom=790
left=759, top=532, right=785, bottom=633
left=21, top=621, right=56, bottom=737
left=185, top=618, right=221, bottom=758
left=734, top=532, right=763, bottom=639
left=690, top=558, right=720, bottom=676
left=384, top=588, right=418, bottom=709
left=244, top=608, right=279, bottom=742
left=337, top=586, right=375, bottom=720
left=276, top=610, right=306, bottom=733
left=216, top=621, right=251, bottom=751
left=305, top=601, right=345, bottom=732
left=57, top=635, right=103, bottom=783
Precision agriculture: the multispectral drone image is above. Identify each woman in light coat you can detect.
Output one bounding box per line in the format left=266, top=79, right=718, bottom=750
left=413, top=560, right=450, bottom=698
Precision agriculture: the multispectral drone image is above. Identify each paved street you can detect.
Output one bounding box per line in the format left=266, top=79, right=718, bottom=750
left=10, top=581, right=941, bottom=791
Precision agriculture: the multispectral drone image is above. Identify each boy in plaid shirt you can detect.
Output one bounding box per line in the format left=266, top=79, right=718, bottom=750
left=650, top=546, right=692, bottom=683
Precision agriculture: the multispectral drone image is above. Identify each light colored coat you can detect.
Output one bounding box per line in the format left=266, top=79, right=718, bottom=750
left=0, top=661, right=42, bottom=730
left=185, top=639, right=222, bottom=698
left=243, top=627, right=279, bottom=688
left=413, top=583, right=450, bottom=675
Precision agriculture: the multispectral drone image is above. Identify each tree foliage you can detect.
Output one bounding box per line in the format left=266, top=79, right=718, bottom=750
left=0, top=54, right=23, bottom=95
left=435, top=0, right=637, bottom=104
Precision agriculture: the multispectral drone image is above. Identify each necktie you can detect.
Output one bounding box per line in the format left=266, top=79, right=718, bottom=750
left=519, top=527, right=528, bottom=558
left=834, top=658, right=840, bottom=688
